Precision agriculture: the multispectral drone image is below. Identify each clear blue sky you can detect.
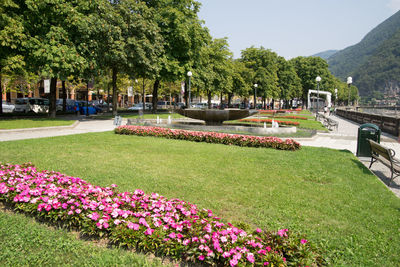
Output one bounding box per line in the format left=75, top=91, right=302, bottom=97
left=197, top=0, right=400, bottom=59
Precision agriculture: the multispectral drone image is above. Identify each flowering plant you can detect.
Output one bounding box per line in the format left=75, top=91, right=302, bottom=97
left=115, top=125, right=301, bottom=151
left=274, top=116, right=308, bottom=120
left=0, top=163, right=324, bottom=266
left=239, top=118, right=300, bottom=126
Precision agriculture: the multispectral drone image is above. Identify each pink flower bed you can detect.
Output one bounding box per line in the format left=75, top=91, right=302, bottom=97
left=0, top=163, right=323, bottom=266
left=115, top=125, right=301, bottom=151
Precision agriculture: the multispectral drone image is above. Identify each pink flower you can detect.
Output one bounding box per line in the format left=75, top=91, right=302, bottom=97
left=168, top=232, right=176, bottom=239
left=256, top=228, right=262, bottom=233
left=301, top=239, right=308, bottom=244
left=258, top=249, right=267, bottom=255
left=198, top=255, right=205, bottom=261
left=127, top=222, right=140, bottom=230
left=277, top=229, right=288, bottom=237
left=229, top=258, right=238, bottom=266
left=247, top=253, right=255, bottom=263
left=144, top=228, right=154, bottom=235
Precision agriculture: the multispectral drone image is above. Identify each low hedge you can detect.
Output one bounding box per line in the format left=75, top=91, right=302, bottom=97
left=115, top=125, right=301, bottom=151
left=0, top=163, right=324, bottom=266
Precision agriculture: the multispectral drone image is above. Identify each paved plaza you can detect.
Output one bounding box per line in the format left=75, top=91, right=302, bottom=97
left=0, top=113, right=399, bottom=197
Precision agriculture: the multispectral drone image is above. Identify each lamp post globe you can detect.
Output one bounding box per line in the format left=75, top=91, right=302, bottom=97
left=254, top=84, right=258, bottom=109
left=187, top=71, right=192, bottom=108
left=315, top=76, right=321, bottom=114
left=347, top=76, right=352, bottom=107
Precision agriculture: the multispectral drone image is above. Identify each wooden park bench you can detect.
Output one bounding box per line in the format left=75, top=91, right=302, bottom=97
left=316, top=113, right=338, bottom=131
left=368, top=139, right=400, bottom=186
left=325, top=118, right=338, bottom=131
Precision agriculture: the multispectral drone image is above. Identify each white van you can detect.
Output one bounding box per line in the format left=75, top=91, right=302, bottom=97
left=14, top=98, right=49, bottom=113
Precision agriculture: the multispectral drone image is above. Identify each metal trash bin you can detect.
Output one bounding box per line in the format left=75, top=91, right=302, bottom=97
left=356, top=123, right=381, bottom=157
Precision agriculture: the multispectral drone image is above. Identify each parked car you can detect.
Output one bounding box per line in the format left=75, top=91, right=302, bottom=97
left=2, top=100, right=15, bottom=113
left=56, top=99, right=77, bottom=112
left=157, top=101, right=175, bottom=109
left=75, top=101, right=97, bottom=115
left=128, top=103, right=152, bottom=110
left=193, top=102, right=208, bottom=109
left=14, top=98, right=49, bottom=113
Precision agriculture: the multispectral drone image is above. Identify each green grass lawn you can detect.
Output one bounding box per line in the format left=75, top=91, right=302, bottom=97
left=0, top=207, right=165, bottom=267
left=1, top=132, right=400, bottom=266
left=0, top=118, right=75, bottom=130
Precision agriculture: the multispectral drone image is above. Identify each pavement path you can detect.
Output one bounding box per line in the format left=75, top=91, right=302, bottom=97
left=0, top=113, right=399, bottom=197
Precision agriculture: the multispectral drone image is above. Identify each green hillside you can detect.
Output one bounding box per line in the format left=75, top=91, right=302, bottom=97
left=327, top=10, right=400, bottom=98
left=311, top=50, right=338, bottom=60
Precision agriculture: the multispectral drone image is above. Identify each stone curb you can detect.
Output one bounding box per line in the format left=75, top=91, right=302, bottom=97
left=0, top=120, right=80, bottom=133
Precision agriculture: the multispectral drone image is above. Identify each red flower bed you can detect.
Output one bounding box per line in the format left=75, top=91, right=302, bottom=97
left=0, top=163, right=324, bottom=266
left=239, top=119, right=300, bottom=126
left=115, top=125, right=301, bottom=151
left=275, top=116, right=308, bottom=120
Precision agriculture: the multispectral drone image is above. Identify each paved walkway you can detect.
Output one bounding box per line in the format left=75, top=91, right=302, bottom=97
left=0, top=114, right=399, bottom=197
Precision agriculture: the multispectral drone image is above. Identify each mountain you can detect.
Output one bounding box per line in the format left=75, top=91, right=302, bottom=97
left=312, top=50, right=338, bottom=60
left=327, top=10, right=400, bottom=98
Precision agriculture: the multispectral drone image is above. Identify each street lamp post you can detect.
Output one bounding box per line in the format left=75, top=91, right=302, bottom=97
left=347, top=76, right=352, bottom=108
left=187, top=71, right=192, bottom=108
left=316, top=76, right=321, bottom=114
left=254, top=83, right=258, bottom=109
left=334, top=88, right=338, bottom=107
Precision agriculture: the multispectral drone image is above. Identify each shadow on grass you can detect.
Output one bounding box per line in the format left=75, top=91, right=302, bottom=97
left=352, top=157, right=400, bottom=191
left=351, top=158, right=376, bottom=176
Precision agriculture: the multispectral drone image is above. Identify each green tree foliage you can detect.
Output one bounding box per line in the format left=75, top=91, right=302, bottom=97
left=229, top=59, right=253, bottom=106
left=0, top=0, right=27, bottom=113
left=142, top=0, right=208, bottom=112
left=97, top=0, right=163, bottom=115
left=241, top=47, right=279, bottom=106
left=277, top=57, right=301, bottom=108
left=193, top=37, right=232, bottom=108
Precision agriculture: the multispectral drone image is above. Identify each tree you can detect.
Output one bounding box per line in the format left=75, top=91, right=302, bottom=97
left=97, top=0, right=163, bottom=115
left=241, top=47, right=279, bottom=108
left=290, top=56, right=333, bottom=107
left=229, top=59, right=253, bottom=107
left=0, top=0, right=27, bottom=113
left=143, top=0, right=209, bottom=112
left=277, top=57, right=301, bottom=108
left=193, top=37, right=233, bottom=108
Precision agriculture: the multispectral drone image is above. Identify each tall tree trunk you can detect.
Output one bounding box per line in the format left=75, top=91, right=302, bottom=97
left=62, top=80, right=66, bottom=112
left=152, top=79, right=160, bottom=114
left=0, top=71, right=3, bottom=114
left=86, top=81, right=89, bottom=117
left=49, top=77, right=57, bottom=118
left=207, top=90, right=212, bottom=109
left=184, top=81, right=188, bottom=108
left=112, top=67, right=118, bottom=116
left=142, top=78, right=145, bottom=111
left=228, top=93, right=233, bottom=108
left=107, top=84, right=110, bottom=112
left=253, top=91, right=257, bottom=109
left=220, top=92, right=223, bottom=110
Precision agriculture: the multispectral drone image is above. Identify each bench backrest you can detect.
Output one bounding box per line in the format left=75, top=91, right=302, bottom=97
left=368, top=139, right=392, bottom=161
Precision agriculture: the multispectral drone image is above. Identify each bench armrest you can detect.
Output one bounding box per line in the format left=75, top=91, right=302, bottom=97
left=389, top=148, right=396, bottom=158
